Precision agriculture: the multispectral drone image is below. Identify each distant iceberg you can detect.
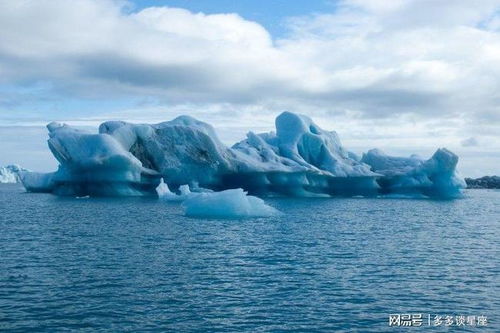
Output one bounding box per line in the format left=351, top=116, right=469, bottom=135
left=182, top=188, right=280, bottom=218
left=20, top=112, right=465, bottom=198
left=0, top=164, right=29, bottom=183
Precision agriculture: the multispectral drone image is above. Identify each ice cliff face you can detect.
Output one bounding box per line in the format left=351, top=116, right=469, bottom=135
left=0, top=164, right=29, bottom=183
left=98, top=116, right=235, bottom=189
left=20, top=112, right=465, bottom=198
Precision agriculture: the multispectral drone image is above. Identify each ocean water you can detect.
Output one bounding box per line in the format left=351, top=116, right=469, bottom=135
left=0, top=183, right=498, bottom=332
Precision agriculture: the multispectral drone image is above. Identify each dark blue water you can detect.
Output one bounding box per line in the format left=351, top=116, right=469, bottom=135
left=0, top=184, right=498, bottom=332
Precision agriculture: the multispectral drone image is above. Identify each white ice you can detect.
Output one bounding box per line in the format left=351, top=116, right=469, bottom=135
left=182, top=188, right=280, bottom=218
left=20, top=111, right=465, bottom=198
left=21, top=122, right=158, bottom=196
left=361, top=149, right=422, bottom=175
left=232, top=111, right=375, bottom=177
left=156, top=178, right=194, bottom=201
left=361, top=148, right=466, bottom=198
left=0, top=164, right=29, bottom=183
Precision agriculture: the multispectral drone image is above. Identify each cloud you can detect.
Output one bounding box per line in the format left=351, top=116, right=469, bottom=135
left=0, top=0, right=499, bottom=164
left=0, top=1, right=497, bottom=107
left=461, top=137, right=479, bottom=147
left=0, top=1, right=288, bottom=101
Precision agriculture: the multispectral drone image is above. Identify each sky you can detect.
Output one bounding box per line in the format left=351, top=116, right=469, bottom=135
left=0, top=0, right=499, bottom=177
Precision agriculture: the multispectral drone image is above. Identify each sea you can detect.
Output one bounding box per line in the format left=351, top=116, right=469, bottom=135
left=0, top=183, right=498, bottom=332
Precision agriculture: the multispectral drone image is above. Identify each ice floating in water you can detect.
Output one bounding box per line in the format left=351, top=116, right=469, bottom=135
left=361, top=148, right=466, bottom=198
left=0, top=164, right=29, bottom=183
left=156, top=178, right=193, bottom=201
left=182, top=188, right=280, bottom=218
left=19, top=111, right=465, bottom=198
left=179, top=185, right=192, bottom=197
left=156, top=178, right=172, bottom=197
left=157, top=177, right=280, bottom=218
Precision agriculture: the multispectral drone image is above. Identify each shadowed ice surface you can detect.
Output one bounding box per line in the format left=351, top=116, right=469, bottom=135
left=0, top=184, right=498, bottom=332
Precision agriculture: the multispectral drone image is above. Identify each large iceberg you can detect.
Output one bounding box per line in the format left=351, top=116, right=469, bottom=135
left=20, top=111, right=465, bottom=198
left=0, top=164, right=29, bottom=183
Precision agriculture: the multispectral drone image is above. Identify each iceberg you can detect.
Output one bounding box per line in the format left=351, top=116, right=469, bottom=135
left=156, top=178, right=178, bottom=200
left=98, top=116, right=233, bottom=189
left=20, top=111, right=465, bottom=198
left=0, top=164, right=29, bottom=183
left=465, top=176, right=500, bottom=189
left=182, top=188, right=280, bottom=218
left=361, top=148, right=466, bottom=198
left=229, top=112, right=379, bottom=196
left=156, top=178, right=195, bottom=201
left=20, top=122, right=159, bottom=196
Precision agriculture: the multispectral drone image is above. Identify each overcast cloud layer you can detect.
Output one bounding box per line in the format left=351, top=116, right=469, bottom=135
left=0, top=0, right=499, bottom=176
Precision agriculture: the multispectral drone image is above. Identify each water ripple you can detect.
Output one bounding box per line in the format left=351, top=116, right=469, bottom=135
left=0, top=184, right=498, bottom=332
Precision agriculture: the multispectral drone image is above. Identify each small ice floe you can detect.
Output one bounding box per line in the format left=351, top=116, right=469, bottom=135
left=156, top=178, right=194, bottom=202
left=182, top=188, right=280, bottom=218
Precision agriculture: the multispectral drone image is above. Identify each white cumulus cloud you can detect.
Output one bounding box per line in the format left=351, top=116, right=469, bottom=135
left=0, top=0, right=499, bottom=176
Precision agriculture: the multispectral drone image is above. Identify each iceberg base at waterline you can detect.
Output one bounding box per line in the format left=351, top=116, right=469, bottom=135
left=182, top=188, right=281, bottom=218
left=361, top=148, right=466, bottom=198
left=20, top=111, right=466, bottom=199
